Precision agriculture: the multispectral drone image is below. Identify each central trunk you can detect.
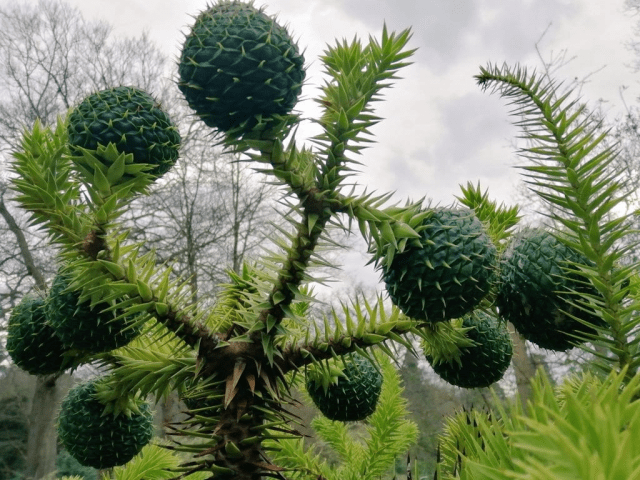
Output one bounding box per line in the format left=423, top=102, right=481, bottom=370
left=214, top=392, right=266, bottom=479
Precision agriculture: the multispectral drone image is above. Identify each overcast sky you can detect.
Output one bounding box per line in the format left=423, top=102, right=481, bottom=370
left=36, top=0, right=640, bottom=292
left=54, top=0, right=640, bottom=210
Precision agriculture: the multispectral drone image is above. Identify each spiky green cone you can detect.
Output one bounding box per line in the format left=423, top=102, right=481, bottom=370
left=382, top=208, right=497, bottom=322
left=178, top=0, right=305, bottom=134
left=67, top=86, right=181, bottom=178
left=426, top=312, right=513, bottom=388
left=57, top=378, right=153, bottom=469
left=306, top=354, right=382, bottom=422
left=46, top=272, right=140, bottom=354
left=496, top=228, right=603, bottom=351
left=6, top=296, right=69, bottom=375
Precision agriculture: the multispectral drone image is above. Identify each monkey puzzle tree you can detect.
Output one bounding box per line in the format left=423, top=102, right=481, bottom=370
left=431, top=63, right=640, bottom=479
left=8, top=1, right=622, bottom=479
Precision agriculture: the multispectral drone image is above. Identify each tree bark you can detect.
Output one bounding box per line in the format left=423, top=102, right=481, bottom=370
left=24, top=374, right=73, bottom=479
left=509, top=322, right=538, bottom=407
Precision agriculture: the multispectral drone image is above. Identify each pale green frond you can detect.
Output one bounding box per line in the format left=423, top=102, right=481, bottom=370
left=313, top=25, right=415, bottom=189
left=10, top=116, right=91, bottom=246
left=110, top=443, right=178, bottom=480
left=361, top=356, right=418, bottom=478
left=263, top=437, right=330, bottom=479
left=100, top=345, right=197, bottom=402
left=311, top=414, right=364, bottom=468
left=439, top=368, right=640, bottom=480
left=274, top=353, right=416, bottom=480
left=417, top=318, right=476, bottom=366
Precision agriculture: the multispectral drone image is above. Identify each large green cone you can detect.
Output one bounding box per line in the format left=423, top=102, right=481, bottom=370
left=6, top=296, right=68, bottom=375
left=426, top=311, right=513, bottom=388
left=178, top=0, right=305, bottom=133
left=57, top=379, right=154, bottom=469
left=383, top=208, right=497, bottom=323
left=46, top=272, right=140, bottom=354
left=67, top=86, right=181, bottom=178
left=496, top=228, right=603, bottom=351
left=306, top=354, right=382, bottom=422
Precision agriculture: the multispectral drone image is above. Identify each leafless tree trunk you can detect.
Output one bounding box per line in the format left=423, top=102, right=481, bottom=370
left=509, top=323, right=539, bottom=407
left=23, top=374, right=74, bottom=479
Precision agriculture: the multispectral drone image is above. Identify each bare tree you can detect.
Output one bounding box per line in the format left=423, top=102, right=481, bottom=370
left=0, top=1, right=169, bottom=477
left=126, top=128, right=281, bottom=305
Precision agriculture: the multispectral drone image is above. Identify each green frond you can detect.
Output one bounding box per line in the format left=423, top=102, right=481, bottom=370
left=438, top=367, right=640, bottom=480
left=281, top=295, right=416, bottom=370
left=456, top=181, right=521, bottom=250
left=109, top=443, right=179, bottom=480
left=335, top=192, right=425, bottom=266
left=263, top=436, right=331, bottom=479
left=313, top=25, right=415, bottom=189
left=311, top=415, right=363, bottom=470
left=271, top=353, right=416, bottom=480
left=10, top=116, right=91, bottom=246
left=477, top=62, right=640, bottom=378
left=99, top=344, right=197, bottom=403
left=362, top=355, right=419, bottom=478
left=416, top=319, right=476, bottom=366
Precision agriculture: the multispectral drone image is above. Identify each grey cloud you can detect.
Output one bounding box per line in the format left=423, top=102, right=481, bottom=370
left=336, top=0, right=578, bottom=70
left=433, top=92, right=514, bottom=164
left=338, top=0, right=478, bottom=69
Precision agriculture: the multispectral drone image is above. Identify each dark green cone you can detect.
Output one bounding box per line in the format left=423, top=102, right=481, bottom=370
left=67, top=86, right=180, bottom=178
left=383, top=208, right=497, bottom=322
left=57, top=379, right=154, bottom=469
left=496, top=228, right=603, bottom=351
left=46, top=272, right=140, bottom=354
left=426, top=311, right=513, bottom=388
left=6, top=296, right=68, bottom=375
left=306, top=354, right=382, bottom=422
left=178, top=0, right=305, bottom=134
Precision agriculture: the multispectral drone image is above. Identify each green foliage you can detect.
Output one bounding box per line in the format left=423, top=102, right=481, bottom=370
left=108, top=443, right=211, bottom=480
left=434, top=59, right=640, bottom=480
left=437, top=368, right=640, bottom=480
left=269, top=354, right=418, bottom=479
left=477, top=64, right=638, bottom=376
left=98, top=333, right=197, bottom=409
left=313, top=25, right=415, bottom=189
left=456, top=181, right=521, bottom=251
